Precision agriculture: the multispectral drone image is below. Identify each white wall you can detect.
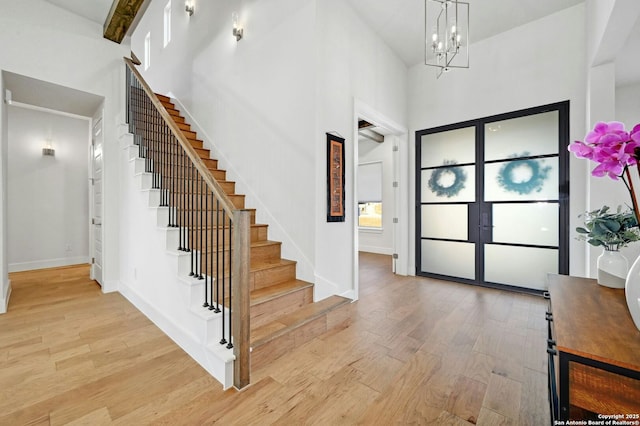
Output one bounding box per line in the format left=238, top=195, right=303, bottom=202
left=616, top=83, right=640, bottom=126
left=7, top=106, right=89, bottom=271
left=132, top=0, right=318, bottom=283
left=131, top=0, right=409, bottom=299
left=314, top=0, right=408, bottom=298
left=0, top=74, right=9, bottom=313
left=358, top=138, right=394, bottom=255
left=408, top=4, right=588, bottom=277
left=0, top=0, right=129, bottom=295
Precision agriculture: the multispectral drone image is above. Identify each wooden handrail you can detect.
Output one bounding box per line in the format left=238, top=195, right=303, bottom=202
left=124, top=57, right=252, bottom=389
left=124, top=57, right=237, bottom=217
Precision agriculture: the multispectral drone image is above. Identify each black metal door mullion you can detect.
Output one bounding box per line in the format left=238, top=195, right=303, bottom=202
left=475, top=123, right=484, bottom=284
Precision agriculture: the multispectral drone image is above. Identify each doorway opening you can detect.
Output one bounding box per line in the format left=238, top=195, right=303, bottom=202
left=353, top=101, right=409, bottom=301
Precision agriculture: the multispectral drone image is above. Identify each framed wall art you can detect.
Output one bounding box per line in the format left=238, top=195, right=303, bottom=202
left=326, top=133, right=345, bottom=222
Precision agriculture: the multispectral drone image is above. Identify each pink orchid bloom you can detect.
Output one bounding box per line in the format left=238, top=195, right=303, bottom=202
left=570, top=121, right=640, bottom=180
left=568, top=141, right=593, bottom=159
left=585, top=121, right=629, bottom=144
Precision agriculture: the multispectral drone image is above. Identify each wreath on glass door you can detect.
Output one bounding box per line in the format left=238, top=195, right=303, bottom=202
left=428, top=160, right=467, bottom=198
left=497, top=152, right=551, bottom=195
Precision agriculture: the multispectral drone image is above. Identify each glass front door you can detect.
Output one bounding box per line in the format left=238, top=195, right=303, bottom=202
left=416, top=102, right=569, bottom=292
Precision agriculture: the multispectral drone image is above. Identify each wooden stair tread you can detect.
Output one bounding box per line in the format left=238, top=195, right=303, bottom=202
left=250, top=279, right=313, bottom=306
left=190, top=240, right=280, bottom=253
left=251, top=296, right=350, bottom=347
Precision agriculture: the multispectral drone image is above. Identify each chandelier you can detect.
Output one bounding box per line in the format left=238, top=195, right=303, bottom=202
left=425, top=0, right=469, bottom=78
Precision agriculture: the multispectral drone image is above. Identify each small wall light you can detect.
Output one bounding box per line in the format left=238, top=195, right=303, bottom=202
left=185, top=0, right=194, bottom=16
left=232, top=12, right=243, bottom=41
left=42, top=139, right=55, bottom=157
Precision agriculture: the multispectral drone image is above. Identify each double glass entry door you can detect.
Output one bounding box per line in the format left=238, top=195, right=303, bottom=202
left=416, top=102, right=569, bottom=292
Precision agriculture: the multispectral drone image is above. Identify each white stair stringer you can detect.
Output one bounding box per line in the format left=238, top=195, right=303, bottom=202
left=119, top=138, right=235, bottom=389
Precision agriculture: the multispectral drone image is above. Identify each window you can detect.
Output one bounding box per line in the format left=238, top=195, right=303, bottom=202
left=357, top=161, right=383, bottom=228
left=163, top=1, right=171, bottom=47
left=144, top=32, right=151, bottom=70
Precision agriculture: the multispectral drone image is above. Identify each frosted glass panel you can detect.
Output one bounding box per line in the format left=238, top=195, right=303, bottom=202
left=493, top=203, right=558, bottom=246
left=421, top=127, right=475, bottom=168
left=485, top=158, right=558, bottom=202
left=422, top=165, right=476, bottom=203
left=421, top=240, right=475, bottom=279
left=422, top=205, right=468, bottom=240
left=485, top=111, right=558, bottom=161
left=484, top=245, right=557, bottom=290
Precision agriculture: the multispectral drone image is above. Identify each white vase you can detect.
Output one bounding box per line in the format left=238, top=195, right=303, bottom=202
left=597, top=249, right=628, bottom=288
left=625, top=255, right=640, bottom=331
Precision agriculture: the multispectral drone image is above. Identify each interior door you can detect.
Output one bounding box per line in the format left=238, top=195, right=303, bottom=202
left=91, top=117, right=103, bottom=286
left=416, top=102, right=569, bottom=292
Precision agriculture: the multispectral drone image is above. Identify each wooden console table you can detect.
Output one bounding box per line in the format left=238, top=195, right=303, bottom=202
left=547, top=274, right=640, bottom=421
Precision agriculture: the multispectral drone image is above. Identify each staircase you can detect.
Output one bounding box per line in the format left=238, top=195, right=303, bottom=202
left=123, top=58, right=351, bottom=389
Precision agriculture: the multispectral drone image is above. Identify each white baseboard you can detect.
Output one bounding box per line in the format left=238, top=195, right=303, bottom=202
left=102, top=279, right=119, bottom=294
left=8, top=256, right=90, bottom=273
left=358, top=246, right=393, bottom=255
left=0, top=279, right=11, bottom=314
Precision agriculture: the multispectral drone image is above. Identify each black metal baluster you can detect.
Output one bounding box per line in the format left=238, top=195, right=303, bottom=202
left=214, top=198, right=221, bottom=313
left=189, top=159, right=195, bottom=276
left=126, top=67, right=131, bottom=131
left=169, top=135, right=177, bottom=227
left=220, top=208, right=227, bottom=345
left=199, top=174, right=204, bottom=280
left=160, top=123, right=167, bottom=207
left=203, top=179, right=209, bottom=308
left=178, top=143, right=184, bottom=251
left=227, top=213, right=233, bottom=350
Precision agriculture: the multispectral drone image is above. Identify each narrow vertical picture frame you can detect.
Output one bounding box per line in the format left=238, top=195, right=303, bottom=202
left=326, top=133, right=345, bottom=222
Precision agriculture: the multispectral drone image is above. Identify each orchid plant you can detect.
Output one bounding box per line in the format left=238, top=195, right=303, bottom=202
left=569, top=121, right=640, bottom=226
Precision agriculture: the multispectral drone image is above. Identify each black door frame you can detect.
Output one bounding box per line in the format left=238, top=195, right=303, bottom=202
left=415, top=101, right=570, bottom=294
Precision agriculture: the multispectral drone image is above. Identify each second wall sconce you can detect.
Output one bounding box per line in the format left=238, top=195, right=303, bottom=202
left=185, top=0, right=194, bottom=16
left=43, top=139, right=55, bottom=157
left=232, top=12, right=243, bottom=41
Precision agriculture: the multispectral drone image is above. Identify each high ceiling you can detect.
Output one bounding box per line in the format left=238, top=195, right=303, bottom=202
left=44, top=0, right=113, bottom=25
left=33, top=0, right=640, bottom=87
left=345, top=0, right=585, bottom=67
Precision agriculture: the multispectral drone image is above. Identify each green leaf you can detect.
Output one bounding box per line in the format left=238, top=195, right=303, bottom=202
left=603, top=219, right=621, bottom=233
left=588, top=239, right=604, bottom=247
left=576, top=227, right=589, bottom=234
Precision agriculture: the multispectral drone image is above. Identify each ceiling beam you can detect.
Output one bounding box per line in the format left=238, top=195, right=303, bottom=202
left=103, top=0, right=148, bottom=44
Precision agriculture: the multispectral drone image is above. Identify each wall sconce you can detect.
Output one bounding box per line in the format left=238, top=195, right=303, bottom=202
left=42, top=139, right=55, bottom=157
left=185, top=0, right=194, bottom=16
left=232, top=12, right=243, bottom=41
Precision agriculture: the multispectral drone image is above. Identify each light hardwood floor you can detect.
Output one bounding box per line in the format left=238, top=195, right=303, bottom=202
left=0, top=254, right=549, bottom=425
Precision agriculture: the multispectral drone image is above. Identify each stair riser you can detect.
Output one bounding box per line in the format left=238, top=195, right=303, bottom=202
left=161, top=183, right=235, bottom=197
left=134, top=160, right=227, bottom=185
left=186, top=225, right=266, bottom=244
left=251, top=263, right=296, bottom=290
left=250, top=287, right=313, bottom=330
left=130, top=145, right=218, bottom=172
left=165, top=211, right=256, bottom=227
left=251, top=226, right=268, bottom=242
left=250, top=243, right=281, bottom=264
left=136, top=138, right=211, bottom=159
left=134, top=145, right=219, bottom=169
left=251, top=302, right=351, bottom=370
left=165, top=192, right=243, bottom=209
left=186, top=242, right=280, bottom=264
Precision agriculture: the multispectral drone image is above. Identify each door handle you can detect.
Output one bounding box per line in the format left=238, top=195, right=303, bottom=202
left=480, top=213, right=494, bottom=230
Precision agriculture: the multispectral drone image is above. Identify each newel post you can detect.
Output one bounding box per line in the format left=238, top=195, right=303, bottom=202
left=232, top=209, right=251, bottom=389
